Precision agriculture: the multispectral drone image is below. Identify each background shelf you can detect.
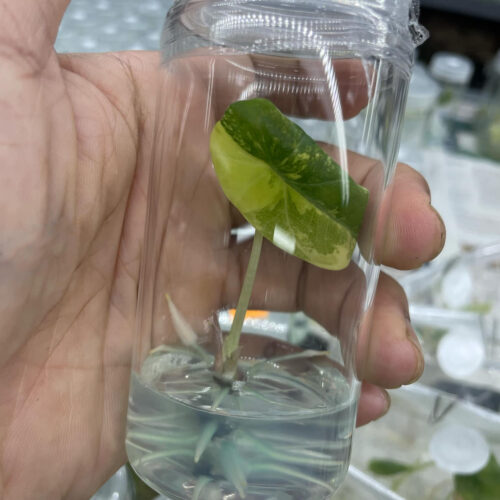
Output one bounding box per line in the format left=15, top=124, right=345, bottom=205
left=422, top=0, right=500, bottom=23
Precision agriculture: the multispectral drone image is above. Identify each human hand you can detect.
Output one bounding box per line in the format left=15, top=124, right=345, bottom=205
left=0, top=1, right=445, bottom=499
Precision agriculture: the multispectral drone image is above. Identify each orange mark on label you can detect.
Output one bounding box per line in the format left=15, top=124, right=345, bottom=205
left=228, top=309, right=269, bottom=320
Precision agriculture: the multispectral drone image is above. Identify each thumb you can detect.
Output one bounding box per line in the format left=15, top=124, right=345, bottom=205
left=1, top=0, right=70, bottom=54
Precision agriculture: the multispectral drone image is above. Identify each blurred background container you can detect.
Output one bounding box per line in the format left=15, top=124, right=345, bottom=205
left=55, top=0, right=172, bottom=53
left=54, top=1, right=500, bottom=498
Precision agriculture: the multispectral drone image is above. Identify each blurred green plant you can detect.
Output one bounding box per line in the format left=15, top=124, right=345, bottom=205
left=369, top=454, right=500, bottom=499
left=454, top=455, right=500, bottom=500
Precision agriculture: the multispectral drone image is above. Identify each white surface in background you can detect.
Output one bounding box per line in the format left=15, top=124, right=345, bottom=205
left=440, top=263, right=473, bottom=309
left=56, top=0, right=173, bottom=53
left=429, top=424, right=490, bottom=474
left=425, top=148, right=500, bottom=260
left=351, top=384, right=500, bottom=499
left=437, top=326, right=486, bottom=379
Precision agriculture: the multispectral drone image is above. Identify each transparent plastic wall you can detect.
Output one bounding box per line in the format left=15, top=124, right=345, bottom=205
left=126, top=1, right=425, bottom=498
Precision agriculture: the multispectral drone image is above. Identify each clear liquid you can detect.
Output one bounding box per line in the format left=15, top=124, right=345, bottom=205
left=127, top=341, right=356, bottom=500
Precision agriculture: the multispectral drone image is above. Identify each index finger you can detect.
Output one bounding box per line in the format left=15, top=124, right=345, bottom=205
left=174, top=53, right=370, bottom=121
left=249, top=55, right=370, bottom=120
left=320, top=144, right=445, bottom=269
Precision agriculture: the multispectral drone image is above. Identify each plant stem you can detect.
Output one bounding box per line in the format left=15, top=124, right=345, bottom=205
left=222, top=230, right=264, bottom=375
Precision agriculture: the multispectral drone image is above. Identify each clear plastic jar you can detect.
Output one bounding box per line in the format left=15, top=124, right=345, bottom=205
left=126, top=1, right=425, bottom=498
left=428, top=51, right=474, bottom=150
left=399, top=63, right=441, bottom=173
left=478, top=50, right=500, bottom=161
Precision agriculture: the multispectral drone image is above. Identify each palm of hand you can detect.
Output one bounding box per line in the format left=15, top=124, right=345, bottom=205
left=0, top=45, right=163, bottom=498
left=0, top=46, right=258, bottom=499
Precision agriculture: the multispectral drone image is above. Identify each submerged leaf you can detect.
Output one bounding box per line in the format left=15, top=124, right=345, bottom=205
left=193, top=476, right=214, bottom=500
left=211, top=387, right=230, bottom=410
left=194, top=420, right=218, bottom=463
left=210, top=98, right=369, bottom=270
left=165, top=293, right=197, bottom=346
left=235, top=432, right=341, bottom=468
left=249, top=462, right=335, bottom=492
left=219, top=441, right=248, bottom=498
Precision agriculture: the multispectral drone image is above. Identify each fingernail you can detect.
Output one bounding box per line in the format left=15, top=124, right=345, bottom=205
left=378, top=388, right=391, bottom=417
left=366, top=386, right=391, bottom=423
left=430, top=204, right=446, bottom=256
left=421, top=175, right=432, bottom=198
left=406, top=321, right=424, bottom=384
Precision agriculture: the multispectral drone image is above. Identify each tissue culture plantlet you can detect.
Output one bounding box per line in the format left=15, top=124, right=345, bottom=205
left=127, top=98, right=369, bottom=500
left=369, top=454, right=500, bottom=499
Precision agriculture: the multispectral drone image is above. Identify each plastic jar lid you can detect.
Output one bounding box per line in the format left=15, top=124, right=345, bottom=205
left=491, top=50, right=500, bottom=76
left=429, top=425, right=490, bottom=474
left=437, top=326, right=485, bottom=379
left=440, top=263, right=473, bottom=309
left=429, top=52, right=474, bottom=86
